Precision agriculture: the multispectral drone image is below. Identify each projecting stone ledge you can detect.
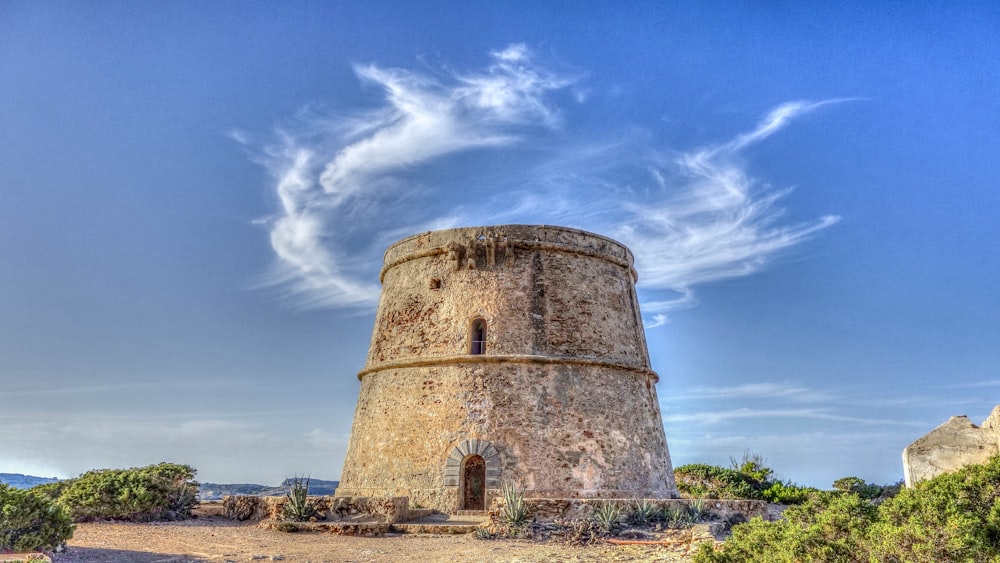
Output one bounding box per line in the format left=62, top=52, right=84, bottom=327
left=902, top=405, right=1000, bottom=487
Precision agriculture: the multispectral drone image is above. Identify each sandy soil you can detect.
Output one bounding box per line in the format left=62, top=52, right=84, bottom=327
left=52, top=517, right=704, bottom=563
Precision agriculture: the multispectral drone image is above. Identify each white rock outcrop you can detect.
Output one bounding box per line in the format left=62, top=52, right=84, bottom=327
left=902, top=405, right=1000, bottom=487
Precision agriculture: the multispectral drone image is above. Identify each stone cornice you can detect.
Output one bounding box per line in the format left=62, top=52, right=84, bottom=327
left=358, top=353, right=659, bottom=382
left=378, top=225, right=639, bottom=283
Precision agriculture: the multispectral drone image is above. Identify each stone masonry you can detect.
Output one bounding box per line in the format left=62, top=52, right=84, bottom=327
left=335, top=225, right=679, bottom=513
left=902, top=405, right=1000, bottom=487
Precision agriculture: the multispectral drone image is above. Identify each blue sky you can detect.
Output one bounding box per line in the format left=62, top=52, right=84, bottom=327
left=2, top=1, right=998, bottom=488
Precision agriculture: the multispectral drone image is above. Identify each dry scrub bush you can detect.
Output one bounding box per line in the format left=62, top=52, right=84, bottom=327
left=40, top=462, right=198, bottom=522
left=695, top=454, right=1000, bottom=563
left=0, top=484, right=74, bottom=552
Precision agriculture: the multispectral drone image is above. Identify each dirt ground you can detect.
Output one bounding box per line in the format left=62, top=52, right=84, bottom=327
left=52, top=517, right=706, bottom=563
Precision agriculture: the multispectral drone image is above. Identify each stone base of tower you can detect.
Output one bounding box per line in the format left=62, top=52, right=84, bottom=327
left=336, top=360, right=679, bottom=514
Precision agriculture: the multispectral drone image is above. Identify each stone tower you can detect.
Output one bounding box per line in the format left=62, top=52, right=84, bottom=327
left=336, top=225, right=678, bottom=512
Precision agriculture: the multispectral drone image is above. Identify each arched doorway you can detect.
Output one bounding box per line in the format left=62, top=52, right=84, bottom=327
left=462, top=455, right=486, bottom=510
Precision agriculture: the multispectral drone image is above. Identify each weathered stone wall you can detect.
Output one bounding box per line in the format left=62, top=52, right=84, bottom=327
left=365, top=225, right=649, bottom=369
left=902, top=405, right=1000, bottom=487
left=337, top=225, right=677, bottom=512
left=222, top=495, right=417, bottom=524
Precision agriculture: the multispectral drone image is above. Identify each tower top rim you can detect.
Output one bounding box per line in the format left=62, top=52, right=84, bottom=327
left=382, top=224, right=635, bottom=268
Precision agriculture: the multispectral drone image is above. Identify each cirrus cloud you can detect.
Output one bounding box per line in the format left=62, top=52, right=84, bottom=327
left=239, top=44, right=842, bottom=320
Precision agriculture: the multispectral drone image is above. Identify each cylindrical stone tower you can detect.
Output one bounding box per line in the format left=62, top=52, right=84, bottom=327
left=336, top=225, right=678, bottom=512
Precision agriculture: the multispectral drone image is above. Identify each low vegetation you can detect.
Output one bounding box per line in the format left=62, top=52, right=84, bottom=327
left=0, top=483, right=75, bottom=552
left=693, top=454, right=1000, bottom=563
left=497, top=481, right=529, bottom=527
left=281, top=475, right=315, bottom=522
left=674, top=451, right=821, bottom=504
left=477, top=483, right=706, bottom=545
left=32, top=462, right=198, bottom=523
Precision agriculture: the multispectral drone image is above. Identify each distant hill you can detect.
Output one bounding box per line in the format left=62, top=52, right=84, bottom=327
left=0, top=473, right=59, bottom=489
left=198, top=478, right=338, bottom=500
left=0, top=472, right=337, bottom=499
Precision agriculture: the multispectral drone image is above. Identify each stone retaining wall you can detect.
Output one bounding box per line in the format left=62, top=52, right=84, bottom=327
left=221, top=495, right=417, bottom=524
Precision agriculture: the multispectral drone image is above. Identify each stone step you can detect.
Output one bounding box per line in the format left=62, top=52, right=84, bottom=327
left=392, top=521, right=484, bottom=534
left=393, top=511, right=489, bottom=534
left=406, top=508, right=435, bottom=520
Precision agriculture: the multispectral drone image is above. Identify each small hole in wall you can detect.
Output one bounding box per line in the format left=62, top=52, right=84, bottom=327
left=430, top=278, right=442, bottom=289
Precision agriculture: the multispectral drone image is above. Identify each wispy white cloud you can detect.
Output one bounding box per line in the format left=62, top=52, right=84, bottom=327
left=644, top=314, right=668, bottom=329
left=245, top=44, right=572, bottom=309
left=615, top=100, right=844, bottom=314
left=662, top=407, right=926, bottom=427
left=244, top=45, right=842, bottom=316
left=668, top=382, right=836, bottom=403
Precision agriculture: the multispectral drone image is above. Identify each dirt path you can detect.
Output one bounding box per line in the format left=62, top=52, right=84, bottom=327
left=53, top=518, right=701, bottom=562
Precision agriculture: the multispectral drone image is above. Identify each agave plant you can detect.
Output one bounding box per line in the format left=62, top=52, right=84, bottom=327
left=498, top=480, right=528, bottom=526
left=687, top=498, right=707, bottom=522
left=630, top=498, right=658, bottom=525
left=282, top=475, right=315, bottom=522
left=593, top=501, right=621, bottom=533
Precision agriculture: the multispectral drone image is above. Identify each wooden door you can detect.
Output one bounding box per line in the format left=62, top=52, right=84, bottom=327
left=462, top=455, right=486, bottom=510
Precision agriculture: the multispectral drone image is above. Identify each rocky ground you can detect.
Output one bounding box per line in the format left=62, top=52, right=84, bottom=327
left=51, top=517, right=713, bottom=562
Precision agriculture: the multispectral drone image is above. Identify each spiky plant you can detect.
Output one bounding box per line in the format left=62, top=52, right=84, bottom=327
left=498, top=481, right=528, bottom=526
left=282, top=475, right=315, bottom=522
left=473, top=525, right=494, bottom=540
left=593, top=501, right=621, bottom=533
left=662, top=504, right=688, bottom=528
left=687, top=498, right=707, bottom=522
left=630, top=498, right=658, bottom=525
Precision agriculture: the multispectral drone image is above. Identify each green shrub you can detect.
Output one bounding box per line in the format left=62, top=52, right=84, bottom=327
left=54, top=462, right=198, bottom=522
left=731, top=450, right=774, bottom=483
left=875, top=480, right=903, bottom=503
left=693, top=493, right=876, bottom=563
left=0, top=484, right=75, bottom=552
left=762, top=481, right=819, bottom=504
left=674, top=463, right=763, bottom=500
left=867, top=456, right=1000, bottom=562
left=29, top=480, right=73, bottom=503
left=832, top=476, right=884, bottom=500
left=695, top=455, right=1000, bottom=563
left=676, top=452, right=818, bottom=505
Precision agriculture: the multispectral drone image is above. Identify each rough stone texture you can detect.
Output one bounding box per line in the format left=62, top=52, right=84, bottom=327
left=337, top=225, right=678, bottom=513
left=222, top=495, right=418, bottom=524
left=902, top=405, right=1000, bottom=487
left=222, top=495, right=271, bottom=521
left=0, top=555, right=50, bottom=563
